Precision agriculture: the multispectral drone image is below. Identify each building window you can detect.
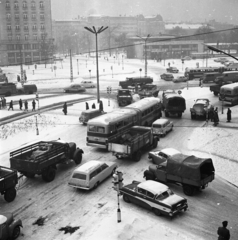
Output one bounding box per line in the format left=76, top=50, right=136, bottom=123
left=41, top=34, right=46, bottom=40
left=33, top=43, right=39, bottom=49
left=7, top=25, right=12, bottom=30
left=24, top=25, right=29, bottom=31
left=24, top=44, right=31, bottom=50
left=6, top=1, right=10, bottom=8
left=32, top=14, right=36, bottom=20
left=23, top=14, right=28, bottom=20
left=7, top=44, right=15, bottom=50
left=7, top=13, right=11, bottom=19
left=25, top=35, right=29, bottom=40
left=40, top=25, right=45, bottom=30
left=16, top=35, right=21, bottom=41
left=16, top=25, right=20, bottom=30
left=15, top=14, right=20, bottom=20
left=31, top=1, right=36, bottom=8
left=8, top=35, right=13, bottom=41
left=32, top=25, right=37, bottom=30
left=33, top=34, right=38, bottom=40
left=23, top=1, right=27, bottom=8
left=14, top=1, right=19, bottom=9
left=40, top=1, right=44, bottom=8
left=40, top=14, right=44, bottom=20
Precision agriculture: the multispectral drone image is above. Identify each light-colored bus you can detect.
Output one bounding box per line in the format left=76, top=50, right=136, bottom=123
left=220, top=83, right=238, bottom=106
left=86, top=98, right=162, bottom=149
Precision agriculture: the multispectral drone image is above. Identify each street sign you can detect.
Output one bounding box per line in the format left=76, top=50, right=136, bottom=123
left=178, top=90, right=182, bottom=95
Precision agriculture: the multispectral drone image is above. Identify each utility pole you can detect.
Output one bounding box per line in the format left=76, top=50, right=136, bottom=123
left=70, top=49, right=73, bottom=82
left=20, top=46, right=24, bottom=85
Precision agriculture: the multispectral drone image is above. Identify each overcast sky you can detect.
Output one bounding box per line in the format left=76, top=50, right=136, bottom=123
left=51, top=0, right=238, bottom=24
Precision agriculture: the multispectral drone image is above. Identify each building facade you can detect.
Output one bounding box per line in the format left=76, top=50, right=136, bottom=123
left=0, top=0, right=53, bottom=66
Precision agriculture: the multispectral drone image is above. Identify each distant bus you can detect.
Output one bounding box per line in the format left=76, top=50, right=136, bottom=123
left=185, top=66, right=238, bottom=80
left=86, top=98, right=162, bottom=149
left=0, top=83, right=17, bottom=96
left=220, top=83, right=238, bottom=106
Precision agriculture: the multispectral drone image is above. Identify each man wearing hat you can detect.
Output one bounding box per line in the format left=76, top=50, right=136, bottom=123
left=217, top=221, right=230, bottom=240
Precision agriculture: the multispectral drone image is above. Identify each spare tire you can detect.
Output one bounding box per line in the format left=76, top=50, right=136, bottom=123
left=73, top=148, right=83, bottom=165
left=68, top=142, right=76, bottom=159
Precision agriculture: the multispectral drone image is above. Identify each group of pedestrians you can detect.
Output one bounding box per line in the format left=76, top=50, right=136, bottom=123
left=7, top=99, right=36, bottom=111
left=208, top=107, right=232, bottom=126
left=85, top=101, right=104, bottom=112
left=0, top=97, right=7, bottom=109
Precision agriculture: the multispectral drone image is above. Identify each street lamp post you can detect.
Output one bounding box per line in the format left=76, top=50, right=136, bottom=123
left=122, top=54, right=124, bottom=70
left=139, top=68, right=142, bottom=78
left=84, top=26, right=108, bottom=103
left=89, top=69, right=91, bottom=79
left=137, top=34, right=151, bottom=77
left=77, top=59, right=79, bottom=75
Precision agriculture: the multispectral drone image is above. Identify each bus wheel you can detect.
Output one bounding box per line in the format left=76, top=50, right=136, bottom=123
left=133, top=150, right=142, bottom=162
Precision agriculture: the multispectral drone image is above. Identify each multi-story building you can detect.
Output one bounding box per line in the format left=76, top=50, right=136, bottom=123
left=0, top=0, right=53, bottom=66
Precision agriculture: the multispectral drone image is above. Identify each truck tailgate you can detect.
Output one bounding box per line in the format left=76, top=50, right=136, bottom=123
left=108, top=143, right=131, bottom=154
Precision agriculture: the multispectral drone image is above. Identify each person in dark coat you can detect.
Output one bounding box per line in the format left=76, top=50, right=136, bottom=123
left=3, top=97, right=6, bottom=108
left=32, top=99, right=36, bottom=111
left=99, top=100, right=104, bottom=112
left=63, top=102, right=67, bottom=115
left=86, top=102, right=89, bottom=110
left=92, top=103, right=96, bottom=109
left=217, top=221, right=230, bottom=240
left=17, top=75, right=21, bottom=82
left=19, top=99, right=22, bottom=110
left=24, top=100, right=28, bottom=111
left=8, top=100, right=14, bottom=111
left=214, top=107, right=219, bottom=126
left=227, top=108, right=231, bottom=122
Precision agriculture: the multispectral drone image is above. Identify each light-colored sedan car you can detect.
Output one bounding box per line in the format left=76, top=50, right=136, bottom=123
left=64, top=83, right=86, bottom=93
left=68, top=160, right=117, bottom=190
left=173, top=76, right=188, bottom=83
left=148, top=148, right=181, bottom=165
left=80, top=80, right=96, bottom=88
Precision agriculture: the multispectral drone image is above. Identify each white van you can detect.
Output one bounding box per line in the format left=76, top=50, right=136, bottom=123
left=220, top=82, right=238, bottom=106
left=68, top=160, right=117, bottom=190
left=152, top=118, right=173, bottom=137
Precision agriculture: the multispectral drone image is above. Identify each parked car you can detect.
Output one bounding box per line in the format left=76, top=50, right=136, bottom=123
left=80, top=80, right=96, bottom=88
left=68, top=160, right=117, bottom=190
left=148, top=148, right=181, bottom=165
left=119, top=180, right=188, bottom=218
left=190, top=98, right=214, bottom=120
left=160, top=73, right=174, bottom=81
left=152, top=119, right=173, bottom=137
left=64, top=84, right=86, bottom=93
left=173, top=76, right=188, bottom=83
left=166, top=67, right=179, bottom=73
left=181, top=56, right=192, bottom=61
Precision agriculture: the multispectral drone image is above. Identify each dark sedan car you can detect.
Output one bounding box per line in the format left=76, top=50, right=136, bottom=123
left=166, top=67, right=179, bottom=73
left=160, top=73, right=174, bottom=81
left=120, top=180, right=188, bottom=218
left=64, top=84, right=86, bottom=93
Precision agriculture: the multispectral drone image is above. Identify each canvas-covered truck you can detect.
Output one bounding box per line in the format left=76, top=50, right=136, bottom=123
left=117, top=89, right=134, bottom=106
left=162, top=91, right=186, bottom=118
left=0, top=166, right=18, bottom=202
left=138, top=84, right=159, bottom=99
left=119, top=77, right=153, bottom=89
left=108, top=126, right=159, bottom=162
left=10, top=140, right=84, bottom=182
left=144, top=153, right=215, bottom=196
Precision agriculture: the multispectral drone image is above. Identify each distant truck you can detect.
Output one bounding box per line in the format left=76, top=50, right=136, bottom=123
left=162, top=91, right=186, bottom=118
left=17, top=84, right=37, bottom=94
left=117, top=89, right=134, bottom=106
left=0, top=166, right=18, bottom=202
left=0, top=83, right=17, bottom=96
left=108, top=126, right=159, bottom=162
left=144, top=153, right=215, bottom=196
left=10, top=140, right=84, bottom=182
left=138, top=84, right=159, bottom=99
left=119, top=77, right=153, bottom=89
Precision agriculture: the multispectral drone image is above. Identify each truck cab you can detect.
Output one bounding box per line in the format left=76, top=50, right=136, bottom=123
left=117, top=89, right=133, bottom=106
left=0, top=213, right=22, bottom=240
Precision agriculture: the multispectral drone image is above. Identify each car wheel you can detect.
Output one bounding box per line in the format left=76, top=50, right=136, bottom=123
left=68, top=142, right=77, bottom=159
left=4, top=187, right=17, bottom=202
left=73, top=148, right=83, bottom=165
left=183, top=184, right=196, bottom=196
left=12, top=226, right=21, bottom=239
left=133, top=150, right=142, bottom=162
left=94, top=181, right=99, bottom=189
left=123, top=194, right=131, bottom=203
left=42, top=167, right=56, bottom=182
left=152, top=137, right=158, bottom=148
left=153, top=208, right=162, bottom=216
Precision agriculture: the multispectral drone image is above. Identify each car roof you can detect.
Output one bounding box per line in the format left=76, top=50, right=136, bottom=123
left=153, top=118, right=170, bottom=125
left=74, top=160, right=102, bottom=174
left=138, top=180, right=168, bottom=195
left=161, top=148, right=180, bottom=155
left=195, top=99, right=209, bottom=104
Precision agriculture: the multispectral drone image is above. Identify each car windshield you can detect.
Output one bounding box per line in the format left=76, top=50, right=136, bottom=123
left=156, top=189, right=174, bottom=201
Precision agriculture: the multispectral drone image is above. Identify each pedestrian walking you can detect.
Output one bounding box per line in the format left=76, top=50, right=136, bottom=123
left=92, top=103, right=96, bottom=109
left=86, top=102, right=89, bottom=110
left=35, top=64, right=37, bottom=70
left=63, top=102, right=67, bottom=115
left=99, top=100, right=104, bottom=112
left=214, top=107, right=219, bottom=126
left=0, top=98, right=2, bottom=110
left=19, top=99, right=23, bottom=110
left=199, top=78, right=202, bottom=87
left=32, top=99, right=36, bottom=111
left=227, top=108, right=231, bottom=122
left=8, top=100, right=14, bottom=111
left=3, top=97, right=6, bottom=108
left=217, top=221, right=230, bottom=240
left=24, top=100, right=28, bottom=111
left=17, top=75, right=21, bottom=82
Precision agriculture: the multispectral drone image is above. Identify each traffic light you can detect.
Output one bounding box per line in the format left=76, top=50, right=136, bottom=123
left=112, top=173, right=119, bottom=190
left=107, top=86, right=112, bottom=94
left=181, top=59, right=184, bottom=64
left=117, top=171, right=124, bottom=189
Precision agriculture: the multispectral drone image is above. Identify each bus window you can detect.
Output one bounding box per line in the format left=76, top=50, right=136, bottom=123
left=97, top=126, right=105, bottom=133
left=116, top=121, right=123, bottom=129
left=89, top=125, right=97, bottom=132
